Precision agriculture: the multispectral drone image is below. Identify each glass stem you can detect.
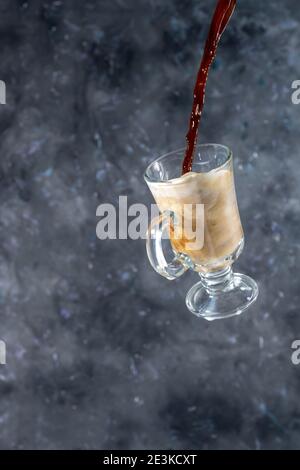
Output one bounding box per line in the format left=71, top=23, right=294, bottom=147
left=200, top=267, right=234, bottom=294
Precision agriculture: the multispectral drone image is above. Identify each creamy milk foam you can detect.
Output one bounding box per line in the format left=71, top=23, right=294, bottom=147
left=148, top=166, right=243, bottom=273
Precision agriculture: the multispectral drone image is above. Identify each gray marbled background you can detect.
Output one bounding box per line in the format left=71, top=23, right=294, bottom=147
left=0, top=0, right=300, bottom=450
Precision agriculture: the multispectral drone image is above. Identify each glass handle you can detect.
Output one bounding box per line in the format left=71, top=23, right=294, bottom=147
left=146, top=212, right=189, bottom=280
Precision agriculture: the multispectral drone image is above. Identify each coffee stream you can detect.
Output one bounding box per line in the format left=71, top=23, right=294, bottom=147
left=182, top=0, right=237, bottom=175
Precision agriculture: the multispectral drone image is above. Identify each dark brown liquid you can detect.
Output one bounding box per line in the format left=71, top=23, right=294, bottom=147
left=182, top=0, right=237, bottom=175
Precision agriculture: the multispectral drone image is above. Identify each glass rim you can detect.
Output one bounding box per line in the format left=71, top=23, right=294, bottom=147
left=144, top=143, right=233, bottom=184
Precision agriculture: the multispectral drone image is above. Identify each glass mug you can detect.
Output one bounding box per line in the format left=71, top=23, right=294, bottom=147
left=144, top=144, right=258, bottom=321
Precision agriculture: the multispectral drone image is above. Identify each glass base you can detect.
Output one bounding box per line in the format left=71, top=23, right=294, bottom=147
left=185, top=269, right=259, bottom=321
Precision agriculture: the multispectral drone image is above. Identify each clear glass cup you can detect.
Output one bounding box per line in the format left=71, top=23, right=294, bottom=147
left=144, top=144, right=259, bottom=321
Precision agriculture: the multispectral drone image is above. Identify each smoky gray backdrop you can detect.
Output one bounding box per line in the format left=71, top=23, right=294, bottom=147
left=0, top=0, right=300, bottom=450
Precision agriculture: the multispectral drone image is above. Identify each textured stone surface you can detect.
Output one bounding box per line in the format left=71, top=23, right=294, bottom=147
left=0, top=0, right=300, bottom=450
